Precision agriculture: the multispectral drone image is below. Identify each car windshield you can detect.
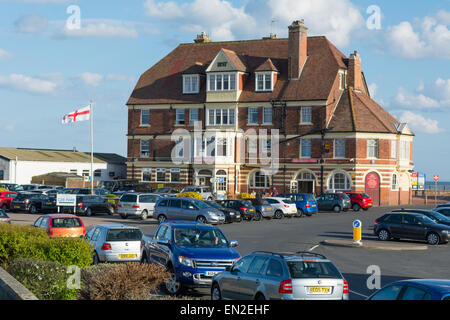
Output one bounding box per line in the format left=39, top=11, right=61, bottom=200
left=52, top=218, right=82, bottom=228
left=106, top=229, right=143, bottom=241
left=206, top=202, right=221, bottom=209
left=241, top=200, right=252, bottom=207
left=173, top=227, right=228, bottom=247
left=287, top=260, right=342, bottom=279
left=430, top=211, right=450, bottom=221
left=192, top=199, right=209, bottom=209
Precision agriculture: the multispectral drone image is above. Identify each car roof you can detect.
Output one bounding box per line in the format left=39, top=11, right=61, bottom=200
left=251, top=251, right=330, bottom=261
left=160, top=221, right=216, bottom=229
left=94, top=224, right=140, bottom=230
left=387, top=212, right=424, bottom=217
left=42, top=214, right=80, bottom=218
left=393, top=209, right=436, bottom=214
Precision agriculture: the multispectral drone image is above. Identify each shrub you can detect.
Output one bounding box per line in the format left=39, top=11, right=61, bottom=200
left=238, top=192, right=255, bottom=199
left=176, top=192, right=203, bottom=200
left=7, top=258, right=79, bottom=300
left=79, top=263, right=169, bottom=300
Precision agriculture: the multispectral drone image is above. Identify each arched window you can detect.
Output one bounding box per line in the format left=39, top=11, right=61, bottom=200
left=249, top=171, right=270, bottom=189
left=392, top=173, right=399, bottom=190
left=329, top=172, right=351, bottom=191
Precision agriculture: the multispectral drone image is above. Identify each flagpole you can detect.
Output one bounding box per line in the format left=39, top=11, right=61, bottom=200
left=90, top=100, right=94, bottom=195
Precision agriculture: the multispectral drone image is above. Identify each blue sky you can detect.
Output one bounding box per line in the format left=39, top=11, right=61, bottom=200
left=0, top=0, right=449, bottom=180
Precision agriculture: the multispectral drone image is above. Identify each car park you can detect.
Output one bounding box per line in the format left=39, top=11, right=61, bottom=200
left=141, top=221, right=240, bottom=295
left=0, top=191, right=18, bottom=211
left=117, top=193, right=162, bottom=220
left=277, top=193, right=318, bottom=217
left=345, top=192, right=373, bottom=211
left=181, top=186, right=214, bottom=200
left=246, top=198, right=275, bottom=220
left=374, top=212, right=450, bottom=245
left=316, top=193, right=351, bottom=213
left=61, top=195, right=114, bottom=216
left=211, top=251, right=349, bottom=300
left=154, top=197, right=225, bottom=224
left=392, top=209, right=450, bottom=227
left=367, top=279, right=450, bottom=300
left=33, top=214, right=86, bottom=238
left=217, top=200, right=257, bottom=221
left=0, top=209, right=11, bottom=223
left=265, top=197, right=297, bottom=219
left=85, top=224, right=143, bottom=264
left=205, top=201, right=241, bottom=223
left=10, top=193, right=57, bottom=214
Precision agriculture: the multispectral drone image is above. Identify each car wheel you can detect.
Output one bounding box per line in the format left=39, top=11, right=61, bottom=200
left=196, top=216, right=207, bottom=224
left=353, top=204, right=361, bottom=212
left=296, top=209, right=304, bottom=218
left=86, top=208, right=93, bottom=217
left=29, top=205, right=37, bottom=215
left=274, top=210, right=283, bottom=219
left=158, top=215, right=167, bottom=223
left=427, top=232, right=440, bottom=245
left=255, top=293, right=266, bottom=300
left=141, top=253, right=149, bottom=264
left=108, top=206, right=114, bottom=216
left=1, top=205, right=7, bottom=212
left=362, top=208, right=369, bottom=211
left=253, top=211, right=262, bottom=222
left=92, top=252, right=100, bottom=265
left=165, top=267, right=182, bottom=295
left=333, top=205, right=341, bottom=213
left=141, top=210, right=148, bottom=220
left=120, top=214, right=128, bottom=219
left=211, top=283, right=222, bottom=300
left=377, top=229, right=391, bottom=241
left=207, top=197, right=213, bottom=201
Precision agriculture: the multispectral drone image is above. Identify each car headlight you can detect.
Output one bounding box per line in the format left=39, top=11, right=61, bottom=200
left=178, top=256, right=194, bottom=267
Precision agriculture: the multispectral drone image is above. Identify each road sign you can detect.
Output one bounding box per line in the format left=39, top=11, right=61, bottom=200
left=56, top=194, right=77, bottom=207
left=353, top=220, right=362, bottom=246
left=433, top=175, right=439, bottom=182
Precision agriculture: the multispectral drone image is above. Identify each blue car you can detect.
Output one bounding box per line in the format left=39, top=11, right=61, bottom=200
left=367, top=279, right=450, bottom=300
left=277, top=193, right=318, bottom=217
left=141, top=221, right=240, bottom=295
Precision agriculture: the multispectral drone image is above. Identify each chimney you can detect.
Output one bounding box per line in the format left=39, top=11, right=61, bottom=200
left=347, top=51, right=363, bottom=91
left=194, top=32, right=211, bottom=43
left=288, top=20, right=308, bottom=80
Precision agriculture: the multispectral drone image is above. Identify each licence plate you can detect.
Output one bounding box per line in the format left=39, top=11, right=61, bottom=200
left=266, top=207, right=272, bottom=211
left=312, top=204, right=316, bottom=207
left=46, top=202, right=52, bottom=205
left=14, top=206, right=20, bottom=209
left=308, top=287, right=331, bottom=294
left=119, top=254, right=136, bottom=259
left=206, top=271, right=221, bottom=277
left=249, top=209, right=254, bottom=212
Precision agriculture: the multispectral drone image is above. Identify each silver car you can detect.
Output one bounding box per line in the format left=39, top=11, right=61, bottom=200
left=211, top=251, right=349, bottom=300
left=181, top=186, right=214, bottom=200
left=154, top=197, right=225, bottom=224
left=85, top=224, right=143, bottom=264
left=118, top=193, right=162, bottom=220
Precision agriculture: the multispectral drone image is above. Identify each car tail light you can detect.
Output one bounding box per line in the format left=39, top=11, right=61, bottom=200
left=117, top=204, right=122, bottom=208
left=343, top=279, right=349, bottom=294
left=240, top=207, right=247, bottom=211
left=132, top=205, right=140, bottom=209
left=305, top=203, right=310, bottom=208
left=101, top=243, right=112, bottom=251
left=284, top=205, right=289, bottom=208
left=77, top=202, right=83, bottom=207
left=48, top=226, right=53, bottom=237
left=279, top=279, right=293, bottom=294
left=374, top=219, right=378, bottom=225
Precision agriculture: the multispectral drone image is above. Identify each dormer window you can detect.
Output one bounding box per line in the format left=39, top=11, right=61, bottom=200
left=256, top=72, right=273, bottom=92
left=183, top=74, right=200, bottom=94
left=207, top=73, right=237, bottom=91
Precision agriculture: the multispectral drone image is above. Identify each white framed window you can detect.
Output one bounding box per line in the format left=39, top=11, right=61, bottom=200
left=142, top=168, right=152, bottom=182
left=249, top=171, right=270, bottom=189
left=170, top=168, right=181, bottom=183
left=300, top=139, right=311, bottom=158
left=176, top=109, right=185, bottom=125
left=82, top=170, right=90, bottom=180
left=174, top=137, right=184, bottom=158
left=367, top=139, right=379, bottom=159
left=334, top=139, right=346, bottom=158
left=255, top=72, right=273, bottom=92
left=263, top=107, right=272, bottom=124
left=156, top=168, right=166, bottom=182
left=140, top=140, right=150, bottom=158
left=248, top=107, right=259, bottom=125
left=399, top=140, right=410, bottom=160
left=392, top=173, right=399, bottom=190
left=141, top=109, right=150, bottom=126
left=94, top=169, right=102, bottom=177
left=301, top=107, right=312, bottom=124
left=207, top=109, right=236, bottom=126
left=329, top=172, right=351, bottom=191
left=263, top=138, right=272, bottom=155
left=189, top=109, right=199, bottom=125
left=217, top=137, right=228, bottom=157
left=69, top=169, right=77, bottom=175
left=207, top=73, right=237, bottom=91
left=391, top=140, right=397, bottom=159
left=183, top=74, right=199, bottom=94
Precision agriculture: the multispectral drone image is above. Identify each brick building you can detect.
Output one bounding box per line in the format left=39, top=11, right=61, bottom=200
left=126, top=21, right=414, bottom=206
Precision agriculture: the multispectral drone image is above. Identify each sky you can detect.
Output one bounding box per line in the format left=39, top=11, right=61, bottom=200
left=0, top=0, right=449, bottom=180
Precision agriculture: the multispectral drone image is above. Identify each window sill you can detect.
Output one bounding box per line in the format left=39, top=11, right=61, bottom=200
left=300, top=122, right=313, bottom=126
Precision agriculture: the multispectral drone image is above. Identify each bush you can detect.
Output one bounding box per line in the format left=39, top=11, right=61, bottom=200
left=79, top=263, right=169, bottom=300
left=7, top=258, right=79, bottom=300
left=176, top=192, right=203, bottom=200
left=238, top=192, right=255, bottom=199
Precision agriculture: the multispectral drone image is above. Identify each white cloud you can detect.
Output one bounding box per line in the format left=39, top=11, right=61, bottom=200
left=395, top=78, right=450, bottom=109
left=77, top=72, right=104, bottom=87
left=368, top=83, right=378, bottom=98
left=386, top=11, right=450, bottom=59
left=398, top=111, right=444, bottom=134
left=0, top=73, right=59, bottom=94
left=14, top=14, right=48, bottom=33
left=0, top=48, right=13, bottom=60
left=58, top=19, right=140, bottom=39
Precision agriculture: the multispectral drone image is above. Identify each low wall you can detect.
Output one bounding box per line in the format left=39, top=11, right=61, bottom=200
left=0, top=266, right=38, bottom=300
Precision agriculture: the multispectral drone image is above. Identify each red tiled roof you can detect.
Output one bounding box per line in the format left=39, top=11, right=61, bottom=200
left=255, top=58, right=278, bottom=72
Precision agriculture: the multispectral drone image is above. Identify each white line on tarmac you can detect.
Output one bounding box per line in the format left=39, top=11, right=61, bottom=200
left=350, top=290, right=369, bottom=299
left=308, top=245, right=320, bottom=252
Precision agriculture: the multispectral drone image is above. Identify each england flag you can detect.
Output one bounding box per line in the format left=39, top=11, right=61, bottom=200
left=62, top=105, right=91, bottom=124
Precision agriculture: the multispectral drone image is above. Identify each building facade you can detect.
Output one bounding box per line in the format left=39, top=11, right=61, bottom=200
left=126, top=21, right=414, bottom=206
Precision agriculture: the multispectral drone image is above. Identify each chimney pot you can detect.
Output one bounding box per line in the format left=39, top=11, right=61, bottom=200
left=194, top=32, right=211, bottom=43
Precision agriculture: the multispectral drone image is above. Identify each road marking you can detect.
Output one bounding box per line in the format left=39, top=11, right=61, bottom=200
left=308, top=245, right=319, bottom=252
left=350, top=290, right=369, bottom=299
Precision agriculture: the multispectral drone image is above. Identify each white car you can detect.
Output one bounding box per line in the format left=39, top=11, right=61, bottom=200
left=181, top=186, right=214, bottom=200
left=265, top=197, right=297, bottom=219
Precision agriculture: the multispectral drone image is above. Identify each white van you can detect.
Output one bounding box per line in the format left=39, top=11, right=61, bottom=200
left=117, top=193, right=162, bottom=220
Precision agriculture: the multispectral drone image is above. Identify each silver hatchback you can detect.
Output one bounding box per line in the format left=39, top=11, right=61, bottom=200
left=85, top=224, right=143, bottom=264
left=211, top=251, right=349, bottom=300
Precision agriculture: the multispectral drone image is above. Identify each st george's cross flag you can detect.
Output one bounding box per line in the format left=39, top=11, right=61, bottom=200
left=62, top=105, right=91, bottom=124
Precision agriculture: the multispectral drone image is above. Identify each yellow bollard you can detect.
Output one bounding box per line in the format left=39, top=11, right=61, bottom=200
left=353, top=220, right=362, bottom=246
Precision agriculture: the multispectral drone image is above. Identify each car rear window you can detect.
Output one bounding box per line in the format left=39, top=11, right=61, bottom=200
left=287, top=260, right=342, bottom=279
left=120, top=194, right=138, bottom=203
left=106, top=229, right=143, bottom=242
left=0, top=211, right=8, bottom=218
left=361, top=194, right=370, bottom=198
left=305, top=194, right=316, bottom=202
left=51, top=218, right=82, bottom=228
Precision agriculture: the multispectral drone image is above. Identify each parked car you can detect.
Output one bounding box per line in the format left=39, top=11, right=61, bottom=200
left=154, top=188, right=180, bottom=197
left=61, top=195, right=114, bottom=216
left=21, top=184, right=45, bottom=191
left=217, top=199, right=257, bottom=221
left=33, top=214, right=86, bottom=238
left=10, top=193, right=57, bottom=214
left=246, top=198, right=274, bottom=220
left=345, top=192, right=373, bottom=211
left=211, top=251, right=349, bottom=300
left=434, top=206, right=450, bottom=217
left=205, top=201, right=241, bottom=223
left=0, top=210, right=11, bottom=223
left=374, top=212, right=450, bottom=245
left=181, top=186, right=214, bottom=200
left=265, top=197, right=297, bottom=219
left=85, top=224, right=143, bottom=264
left=0, top=191, right=18, bottom=211
left=277, top=193, right=318, bottom=217
left=316, top=193, right=351, bottom=213
left=154, top=197, right=225, bottom=224
left=367, top=279, right=450, bottom=300
left=141, top=221, right=240, bottom=295
left=392, top=209, right=450, bottom=227
left=117, top=193, right=162, bottom=220
left=1, top=183, right=23, bottom=192
left=435, top=203, right=450, bottom=209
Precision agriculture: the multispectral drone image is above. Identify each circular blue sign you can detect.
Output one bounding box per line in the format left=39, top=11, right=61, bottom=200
left=353, top=220, right=361, bottom=228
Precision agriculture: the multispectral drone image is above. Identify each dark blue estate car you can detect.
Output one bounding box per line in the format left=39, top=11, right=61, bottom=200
left=368, top=279, right=450, bottom=300
left=277, top=193, right=318, bottom=217
left=140, top=221, right=240, bottom=295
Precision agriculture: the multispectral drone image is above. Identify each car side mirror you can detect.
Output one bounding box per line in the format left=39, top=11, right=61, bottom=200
left=230, top=240, right=238, bottom=247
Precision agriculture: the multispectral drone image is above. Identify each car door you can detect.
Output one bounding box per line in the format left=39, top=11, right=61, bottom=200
left=401, top=215, right=427, bottom=240
left=220, top=255, right=254, bottom=300
left=263, top=258, right=286, bottom=299
left=150, top=225, right=170, bottom=266
left=239, top=255, right=269, bottom=299
left=385, top=214, right=404, bottom=237
left=167, top=199, right=182, bottom=220
left=181, top=200, right=198, bottom=221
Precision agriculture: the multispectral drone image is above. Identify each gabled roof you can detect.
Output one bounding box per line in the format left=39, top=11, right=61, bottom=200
left=220, top=48, right=248, bottom=72
left=255, top=58, right=278, bottom=72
